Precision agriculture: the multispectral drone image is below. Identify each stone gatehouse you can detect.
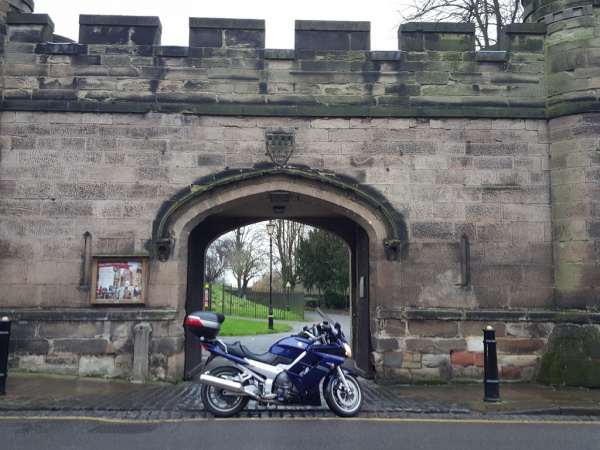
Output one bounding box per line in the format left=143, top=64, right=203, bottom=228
left=0, top=0, right=599, bottom=385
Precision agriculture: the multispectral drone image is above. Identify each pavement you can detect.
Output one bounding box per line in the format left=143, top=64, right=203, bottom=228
left=1, top=310, right=599, bottom=421
left=1, top=373, right=600, bottom=421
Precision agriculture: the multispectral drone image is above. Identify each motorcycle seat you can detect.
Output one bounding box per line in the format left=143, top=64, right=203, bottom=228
left=226, top=341, right=280, bottom=365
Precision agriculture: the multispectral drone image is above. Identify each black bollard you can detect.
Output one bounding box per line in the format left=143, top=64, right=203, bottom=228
left=0, top=317, right=11, bottom=395
left=483, top=326, right=500, bottom=402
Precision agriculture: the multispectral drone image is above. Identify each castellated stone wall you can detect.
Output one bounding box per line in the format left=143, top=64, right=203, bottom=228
left=0, top=2, right=599, bottom=383
left=0, top=109, right=556, bottom=381
left=1, top=15, right=547, bottom=117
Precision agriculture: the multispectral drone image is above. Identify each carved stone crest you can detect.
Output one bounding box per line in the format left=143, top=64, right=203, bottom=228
left=266, top=132, right=294, bottom=166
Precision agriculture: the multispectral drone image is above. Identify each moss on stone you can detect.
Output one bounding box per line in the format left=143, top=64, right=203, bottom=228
left=156, top=167, right=407, bottom=242
left=536, top=324, right=600, bottom=388
left=554, top=311, right=590, bottom=324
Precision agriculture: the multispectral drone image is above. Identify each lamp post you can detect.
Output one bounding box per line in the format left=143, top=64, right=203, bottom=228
left=266, top=221, right=275, bottom=330
left=286, top=281, right=291, bottom=314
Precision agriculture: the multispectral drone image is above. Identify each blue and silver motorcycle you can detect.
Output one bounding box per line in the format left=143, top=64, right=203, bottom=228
left=185, top=308, right=363, bottom=417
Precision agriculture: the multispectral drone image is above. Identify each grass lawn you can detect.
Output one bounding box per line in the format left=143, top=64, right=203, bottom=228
left=210, top=284, right=305, bottom=322
left=219, top=317, right=293, bottom=336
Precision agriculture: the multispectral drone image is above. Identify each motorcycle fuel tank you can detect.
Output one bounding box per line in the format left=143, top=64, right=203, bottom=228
left=269, top=336, right=312, bottom=360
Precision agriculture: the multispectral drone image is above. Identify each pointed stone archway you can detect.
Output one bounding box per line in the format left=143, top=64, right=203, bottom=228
left=152, top=168, right=407, bottom=380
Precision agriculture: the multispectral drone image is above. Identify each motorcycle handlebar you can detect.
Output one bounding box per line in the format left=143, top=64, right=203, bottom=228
left=299, top=321, right=338, bottom=344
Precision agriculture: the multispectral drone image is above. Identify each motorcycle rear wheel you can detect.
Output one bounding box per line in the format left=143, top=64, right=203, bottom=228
left=200, top=366, right=249, bottom=417
left=325, top=373, right=363, bottom=417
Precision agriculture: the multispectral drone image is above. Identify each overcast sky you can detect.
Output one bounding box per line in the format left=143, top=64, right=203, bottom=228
left=33, top=0, right=411, bottom=50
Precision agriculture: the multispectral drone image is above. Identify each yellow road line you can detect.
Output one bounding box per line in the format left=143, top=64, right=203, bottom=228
left=0, top=416, right=598, bottom=425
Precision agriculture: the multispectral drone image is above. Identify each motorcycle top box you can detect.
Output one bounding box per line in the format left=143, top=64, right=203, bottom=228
left=186, top=311, right=224, bottom=340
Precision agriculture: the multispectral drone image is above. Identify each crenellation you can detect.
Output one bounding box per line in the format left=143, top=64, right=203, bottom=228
left=189, top=17, right=265, bottom=49
left=6, top=12, right=53, bottom=42
left=0, top=14, right=561, bottom=119
left=398, top=22, right=476, bottom=52
left=79, top=15, right=161, bottom=46
left=501, top=23, right=546, bottom=52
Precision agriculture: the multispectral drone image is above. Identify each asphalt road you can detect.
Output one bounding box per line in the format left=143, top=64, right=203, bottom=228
left=1, top=417, right=599, bottom=450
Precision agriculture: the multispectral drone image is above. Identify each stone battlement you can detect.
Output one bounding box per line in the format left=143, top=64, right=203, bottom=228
left=1, top=13, right=552, bottom=119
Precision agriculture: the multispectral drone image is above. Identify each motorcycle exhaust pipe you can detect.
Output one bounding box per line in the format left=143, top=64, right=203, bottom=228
left=199, top=374, right=245, bottom=392
left=199, top=374, right=260, bottom=400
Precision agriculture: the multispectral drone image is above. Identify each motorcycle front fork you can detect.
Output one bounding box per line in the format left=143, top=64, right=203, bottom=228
left=335, top=366, right=351, bottom=391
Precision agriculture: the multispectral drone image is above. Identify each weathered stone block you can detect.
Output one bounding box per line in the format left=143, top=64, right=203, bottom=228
left=498, top=354, right=540, bottom=368
left=466, top=336, right=484, bottom=352
left=461, top=321, right=507, bottom=337
left=189, top=18, right=265, bottom=49
left=477, top=223, right=513, bottom=242
left=79, top=15, right=162, bottom=46
left=383, top=351, right=403, bottom=368
left=39, top=321, right=104, bottom=339
left=53, top=338, right=109, bottom=355
left=485, top=242, right=531, bottom=264
left=474, top=352, right=485, bottom=367
left=295, top=20, right=370, bottom=51
left=373, top=336, right=401, bottom=351
left=473, top=286, right=510, bottom=309
left=422, top=284, right=474, bottom=309
left=0, top=240, right=34, bottom=261
left=501, top=23, right=546, bottom=52
left=150, top=337, right=184, bottom=355
left=410, top=222, right=453, bottom=240
left=406, top=338, right=466, bottom=354
left=9, top=338, right=50, bottom=355
left=7, top=13, right=54, bottom=43
left=79, top=355, right=115, bottom=377
left=471, top=264, right=523, bottom=287
left=399, top=22, right=475, bottom=52
left=422, top=354, right=450, bottom=368
left=513, top=222, right=548, bottom=243
left=451, top=350, right=475, bottom=366
left=496, top=338, right=545, bottom=354
left=380, top=318, right=406, bottom=337
left=408, top=321, right=458, bottom=338
left=27, top=261, right=81, bottom=285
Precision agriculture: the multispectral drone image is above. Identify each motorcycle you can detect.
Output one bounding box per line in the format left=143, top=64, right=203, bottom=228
left=185, top=308, right=363, bottom=418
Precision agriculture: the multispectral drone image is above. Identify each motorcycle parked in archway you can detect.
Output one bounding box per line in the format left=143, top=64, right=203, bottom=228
left=185, top=308, right=363, bottom=417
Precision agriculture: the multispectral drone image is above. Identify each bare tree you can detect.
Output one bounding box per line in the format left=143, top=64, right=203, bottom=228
left=205, top=239, right=228, bottom=284
left=400, top=0, right=522, bottom=49
left=273, top=220, right=306, bottom=293
left=222, top=226, right=266, bottom=296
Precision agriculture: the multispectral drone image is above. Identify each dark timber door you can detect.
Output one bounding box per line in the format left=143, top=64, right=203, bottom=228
left=184, top=227, right=205, bottom=380
left=353, top=225, right=374, bottom=378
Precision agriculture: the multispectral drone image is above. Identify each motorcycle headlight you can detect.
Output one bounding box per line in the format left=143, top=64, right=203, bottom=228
left=343, top=342, right=352, bottom=358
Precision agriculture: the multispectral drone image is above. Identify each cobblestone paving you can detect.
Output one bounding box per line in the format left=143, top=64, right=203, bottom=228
left=0, top=379, right=469, bottom=420
left=3, top=379, right=599, bottom=422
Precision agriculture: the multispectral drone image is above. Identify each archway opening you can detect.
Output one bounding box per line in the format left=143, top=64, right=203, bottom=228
left=184, top=213, right=372, bottom=379
left=154, top=170, right=406, bottom=380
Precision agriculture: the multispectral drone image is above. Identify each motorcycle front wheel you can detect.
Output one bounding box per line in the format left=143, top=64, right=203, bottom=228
left=325, top=373, right=363, bottom=417
left=200, top=366, right=249, bottom=417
